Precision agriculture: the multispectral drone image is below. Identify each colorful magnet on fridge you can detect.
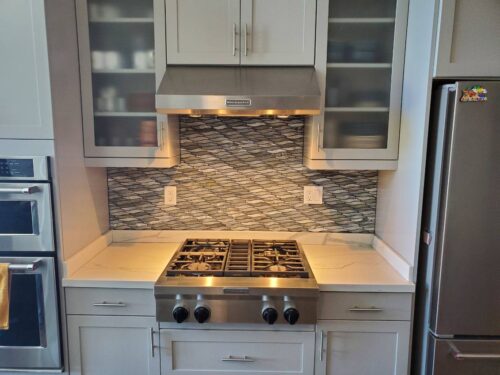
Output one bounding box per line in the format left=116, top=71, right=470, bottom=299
left=460, top=85, right=488, bottom=102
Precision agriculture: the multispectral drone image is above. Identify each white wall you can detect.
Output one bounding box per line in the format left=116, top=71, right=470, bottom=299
left=375, top=0, right=440, bottom=281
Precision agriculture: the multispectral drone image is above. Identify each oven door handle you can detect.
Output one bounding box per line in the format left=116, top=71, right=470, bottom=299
left=0, top=186, right=39, bottom=194
left=8, top=260, right=42, bottom=272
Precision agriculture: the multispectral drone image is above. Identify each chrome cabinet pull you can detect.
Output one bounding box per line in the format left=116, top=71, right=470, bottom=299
left=92, top=302, right=127, bottom=307
left=222, top=355, right=255, bottom=362
left=320, top=330, right=325, bottom=362
left=232, top=23, right=237, bottom=56
left=449, top=342, right=500, bottom=360
left=316, top=122, right=321, bottom=152
left=0, top=186, right=38, bottom=194
left=349, top=306, right=383, bottom=312
left=150, top=328, right=156, bottom=358
left=244, top=23, right=248, bottom=56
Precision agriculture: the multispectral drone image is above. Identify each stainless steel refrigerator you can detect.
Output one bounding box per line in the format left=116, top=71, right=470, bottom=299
left=413, top=81, right=500, bottom=375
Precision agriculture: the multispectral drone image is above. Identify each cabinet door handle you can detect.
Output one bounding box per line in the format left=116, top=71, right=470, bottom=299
left=316, top=122, right=321, bottom=152
left=92, top=302, right=127, bottom=307
left=222, top=355, right=255, bottom=362
left=244, top=23, right=248, bottom=56
left=349, top=306, right=383, bottom=312
left=150, top=328, right=156, bottom=358
left=232, top=23, right=237, bottom=56
left=320, top=330, right=325, bottom=362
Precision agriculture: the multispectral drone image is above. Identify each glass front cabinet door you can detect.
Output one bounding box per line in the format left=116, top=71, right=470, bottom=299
left=76, top=0, right=179, bottom=167
left=304, top=0, right=409, bottom=170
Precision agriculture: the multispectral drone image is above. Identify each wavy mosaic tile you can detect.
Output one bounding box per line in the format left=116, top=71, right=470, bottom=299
left=108, top=116, right=378, bottom=232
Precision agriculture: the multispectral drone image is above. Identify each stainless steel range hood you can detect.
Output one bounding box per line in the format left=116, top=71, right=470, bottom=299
left=156, top=66, right=321, bottom=116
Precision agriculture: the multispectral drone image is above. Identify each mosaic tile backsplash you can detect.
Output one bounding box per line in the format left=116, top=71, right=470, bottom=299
left=108, top=116, right=378, bottom=232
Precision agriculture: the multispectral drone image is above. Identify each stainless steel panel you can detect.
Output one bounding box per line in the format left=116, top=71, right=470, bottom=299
left=0, top=182, right=54, bottom=252
left=0, top=257, right=62, bottom=371
left=428, top=336, right=500, bottom=375
left=155, top=66, right=321, bottom=115
left=431, top=81, right=500, bottom=336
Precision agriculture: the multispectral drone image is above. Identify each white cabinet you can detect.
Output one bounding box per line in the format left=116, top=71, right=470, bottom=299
left=434, top=0, right=500, bottom=78
left=165, top=0, right=241, bottom=65
left=315, top=320, right=411, bottom=375
left=0, top=0, right=53, bottom=139
left=76, top=0, right=179, bottom=167
left=67, top=315, right=160, bottom=375
left=165, top=0, right=316, bottom=66
left=160, top=329, right=315, bottom=374
left=240, top=0, right=316, bottom=65
left=304, top=0, right=409, bottom=170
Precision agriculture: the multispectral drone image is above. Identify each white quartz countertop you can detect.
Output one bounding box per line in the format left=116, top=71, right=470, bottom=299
left=63, top=232, right=414, bottom=292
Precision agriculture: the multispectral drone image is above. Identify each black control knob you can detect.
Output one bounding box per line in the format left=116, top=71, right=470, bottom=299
left=262, top=307, right=278, bottom=325
left=284, top=308, right=300, bottom=325
left=194, top=306, right=211, bottom=323
left=172, top=306, right=189, bottom=323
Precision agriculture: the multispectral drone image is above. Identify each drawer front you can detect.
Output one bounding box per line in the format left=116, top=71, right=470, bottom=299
left=318, top=292, right=412, bottom=321
left=65, top=287, right=155, bottom=316
left=160, top=329, right=315, bottom=374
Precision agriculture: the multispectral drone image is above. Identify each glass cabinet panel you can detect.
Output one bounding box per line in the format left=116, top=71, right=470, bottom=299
left=323, top=0, right=398, bottom=153
left=86, top=0, right=158, bottom=150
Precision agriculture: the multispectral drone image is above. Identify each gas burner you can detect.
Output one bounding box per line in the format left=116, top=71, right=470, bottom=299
left=182, top=262, right=211, bottom=271
left=266, top=264, right=288, bottom=272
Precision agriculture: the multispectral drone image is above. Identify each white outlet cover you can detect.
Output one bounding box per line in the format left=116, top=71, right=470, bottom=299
left=164, top=186, right=177, bottom=205
left=304, top=186, right=323, bottom=204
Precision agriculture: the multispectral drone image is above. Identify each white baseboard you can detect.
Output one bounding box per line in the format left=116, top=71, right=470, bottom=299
left=372, top=236, right=413, bottom=281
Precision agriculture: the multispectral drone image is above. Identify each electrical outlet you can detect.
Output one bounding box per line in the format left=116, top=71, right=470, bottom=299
left=164, top=186, right=177, bottom=205
left=304, top=186, right=323, bottom=204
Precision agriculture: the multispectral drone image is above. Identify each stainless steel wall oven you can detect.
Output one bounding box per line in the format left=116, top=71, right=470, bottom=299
left=0, top=156, right=62, bottom=372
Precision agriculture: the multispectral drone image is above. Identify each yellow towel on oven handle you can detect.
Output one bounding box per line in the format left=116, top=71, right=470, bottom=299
left=0, top=263, right=10, bottom=330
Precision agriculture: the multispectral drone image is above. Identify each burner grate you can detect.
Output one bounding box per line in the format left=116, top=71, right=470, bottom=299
left=224, top=240, right=252, bottom=276
left=165, top=239, right=229, bottom=276
left=251, top=240, right=308, bottom=278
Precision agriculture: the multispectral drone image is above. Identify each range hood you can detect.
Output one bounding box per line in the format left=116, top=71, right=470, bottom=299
left=156, top=66, right=321, bottom=116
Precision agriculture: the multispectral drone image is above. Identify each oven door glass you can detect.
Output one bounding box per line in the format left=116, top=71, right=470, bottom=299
left=0, top=183, right=54, bottom=252
left=0, top=257, right=61, bottom=371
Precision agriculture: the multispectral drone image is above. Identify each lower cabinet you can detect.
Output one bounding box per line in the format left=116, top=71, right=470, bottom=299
left=67, top=315, right=160, bottom=375
left=159, top=329, right=315, bottom=375
left=315, top=320, right=411, bottom=375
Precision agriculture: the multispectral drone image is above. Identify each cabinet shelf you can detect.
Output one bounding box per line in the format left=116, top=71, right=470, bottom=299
left=327, top=63, right=392, bottom=68
left=325, top=107, right=390, bottom=112
left=328, top=17, right=395, bottom=23
left=92, top=69, right=155, bottom=74
left=94, top=112, right=156, bottom=117
left=89, top=17, right=154, bottom=24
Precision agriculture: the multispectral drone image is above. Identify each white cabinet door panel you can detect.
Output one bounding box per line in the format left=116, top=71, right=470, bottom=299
left=160, top=329, right=315, bottom=374
left=166, top=0, right=240, bottom=65
left=0, top=0, right=53, bottom=139
left=435, top=0, right=500, bottom=77
left=240, top=0, right=316, bottom=65
left=67, top=315, right=160, bottom=375
left=316, top=320, right=410, bottom=375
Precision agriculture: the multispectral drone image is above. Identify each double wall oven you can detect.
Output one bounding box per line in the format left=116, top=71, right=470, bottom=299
left=0, top=156, right=62, bottom=372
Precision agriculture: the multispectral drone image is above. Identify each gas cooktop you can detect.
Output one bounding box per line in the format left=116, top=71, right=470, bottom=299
left=165, top=239, right=311, bottom=278
left=155, top=239, right=319, bottom=325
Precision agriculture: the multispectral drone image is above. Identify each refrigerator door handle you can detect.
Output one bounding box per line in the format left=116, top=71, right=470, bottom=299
left=449, top=342, right=500, bottom=360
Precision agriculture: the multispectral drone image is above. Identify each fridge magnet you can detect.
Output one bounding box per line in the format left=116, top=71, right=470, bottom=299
left=460, top=85, right=488, bottom=102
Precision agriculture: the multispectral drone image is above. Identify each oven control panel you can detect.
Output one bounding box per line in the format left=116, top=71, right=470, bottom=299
left=0, top=157, right=49, bottom=181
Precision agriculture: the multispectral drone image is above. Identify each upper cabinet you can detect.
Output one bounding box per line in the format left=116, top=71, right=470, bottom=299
left=0, top=0, right=53, bottom=140
left=434, top=0, right=500, bottom=78
left=304, top=0, right=409, bottom=170
left=165, top=0, right=316, bottom=65
left=76, top=0, right=179, bottom=167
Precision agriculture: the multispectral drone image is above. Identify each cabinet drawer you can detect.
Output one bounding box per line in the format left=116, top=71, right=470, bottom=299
left=160, top=329, right=315, bottom=375
left=319, top=292, right=412, bottom=321
left=65, top=287, right=155, bottom=316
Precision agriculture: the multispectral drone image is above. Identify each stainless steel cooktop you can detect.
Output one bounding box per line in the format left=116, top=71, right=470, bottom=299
left=155, top=239, right=319, bottom=325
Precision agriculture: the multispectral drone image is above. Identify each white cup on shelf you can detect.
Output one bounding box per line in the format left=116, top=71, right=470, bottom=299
left=91, top=51, right=105, bottom=70
left=104, top=51, right=124, bottom=70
